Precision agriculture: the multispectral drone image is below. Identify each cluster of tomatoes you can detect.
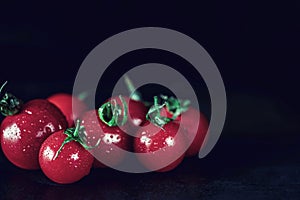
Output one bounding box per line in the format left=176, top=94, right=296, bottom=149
left=0, top=82, right=209, bottom=184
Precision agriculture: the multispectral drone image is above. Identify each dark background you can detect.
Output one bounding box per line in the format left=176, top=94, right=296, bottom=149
left=0, top=1, right=300, bottom=199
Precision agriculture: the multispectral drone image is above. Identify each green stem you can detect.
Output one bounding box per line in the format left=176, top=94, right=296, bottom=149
left=53, top=120, right=100, bottom=160
left=161, top=95, right=190, bottom=119
left=98, top=95, right=128, bottom=127
left=0, top=81, right=23, bottom=116
left=0, top=81, right=7, bottom=92
left=124, top=75, right=142, bottom=101
left=146, top=95, right=191, bottom=128
left=146, top=96, right=172, bottom=128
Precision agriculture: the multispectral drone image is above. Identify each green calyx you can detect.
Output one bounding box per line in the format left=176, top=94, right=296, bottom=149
left=0, top=81, right=23, bottom=116
left=53, top=120, right=100, bottom=160
left=146, top=95, right=191, bottom=128
left=98, top=95, right=128, bottom=127
left=146, top=96, right=172, bottom=128
left=160, top=95, right=190, bottom=120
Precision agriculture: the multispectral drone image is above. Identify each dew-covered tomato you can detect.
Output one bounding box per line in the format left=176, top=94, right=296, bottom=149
left=1, top=99, right=67, bottom=170
left=134, top=122, right=187, bottom=172
left=39, top=129, right=94, bottom=184
left=81, top=110, right=131, bottom=168
left=162, top=106, right=209, bottom=157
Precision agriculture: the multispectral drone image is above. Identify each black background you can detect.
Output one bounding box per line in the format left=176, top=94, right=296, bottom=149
left=0, top=1, right=300, bottom=199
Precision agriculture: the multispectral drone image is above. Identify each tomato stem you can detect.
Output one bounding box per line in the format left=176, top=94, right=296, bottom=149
left=0, top=81, right=7, bottom=92
left=98, top=95, right=128, bottom=127
left=123, top=75, right=153, bottom=107
left=124, top=75, right=142, bottom=101
left=146, top=95, right=191, bottom=128
left=0, top=81, right=23, bottom=116
left=53, top=120, right=100, bottom=160
left=161, top=95, right=190, bottom=119
left=146, top=96, right=172, bottom=128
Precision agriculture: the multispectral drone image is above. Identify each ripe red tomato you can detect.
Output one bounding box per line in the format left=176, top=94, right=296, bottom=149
left=81, top=110, right=131, bottom=168
left=1, top=99, right=67, bottom=169
left=162, top=106, right=209, bottom=157
left=47, top=93, right=87, bottom=127
left=39, top=130, right=94, bottom=184
left=134, top=122, right=187, bottom=172
left=176, top=108, right=209, bottom=157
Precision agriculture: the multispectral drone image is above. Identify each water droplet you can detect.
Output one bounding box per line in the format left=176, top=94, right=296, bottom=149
left=25, top=110, right=32, bottom=115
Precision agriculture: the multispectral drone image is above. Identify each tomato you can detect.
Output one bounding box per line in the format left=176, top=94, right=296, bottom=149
left=162, top=106, right=209, bottom=157
left=134, top=122, right=187, bottom=172
left=176, top=108, right=208, bottom=157
left=81, top=110, right=131, bottom=168
left=47, top=93, right=87, bottom=127
left=39, top=129, right=94, bottom=184
left=1, top=99, right=67, bottom=169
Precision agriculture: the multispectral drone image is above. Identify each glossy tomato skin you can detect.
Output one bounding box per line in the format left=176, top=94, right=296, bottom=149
left=48, top=93, right=87, bottom=127
left=134, top=122, right=187, bottom=172
left=81, top=110, right=132, bottom=168
left=177, top=108, right=209, bottom=157
left=0, top=99, right=67, bottom=170
left=161, top=107, right=209, bottom=157
left=39, top=130, right=94, bottom=184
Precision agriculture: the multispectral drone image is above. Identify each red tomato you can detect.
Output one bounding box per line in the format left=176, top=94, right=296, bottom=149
left=81, top=110, right=132, bottom=168
left=134, top=122, right=187, bottom=172
left=48, top=93, right=87, bottom=127
left=1, top=99, right=67, bottom=169
left=177, top=108, right=208, bottom=157
left=161, top=106, right=209, bottom=157
left=39, top=130, right=94, bottom=184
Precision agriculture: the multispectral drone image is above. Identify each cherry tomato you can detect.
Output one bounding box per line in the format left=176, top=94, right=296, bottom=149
left=134, top=122, right=187, bottom=172
left=48, top=93, right=87, bottom=127
left=39, top=130, right=94, bottom=184
left=1, top=99, right=67, bottom=169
